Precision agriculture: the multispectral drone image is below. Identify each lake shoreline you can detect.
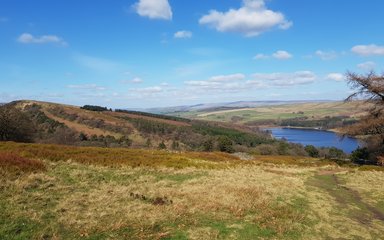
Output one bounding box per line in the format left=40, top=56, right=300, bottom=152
left=259, top=125, right=344, bottom=134
left=261, top=126, right=361, bottom=153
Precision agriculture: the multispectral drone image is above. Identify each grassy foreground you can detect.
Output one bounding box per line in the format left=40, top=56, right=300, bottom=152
left=1, top=142, right=384, bottom=239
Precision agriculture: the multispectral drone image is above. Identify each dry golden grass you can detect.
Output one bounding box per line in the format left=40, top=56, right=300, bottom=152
left=3, top=161, right=311, bottom=238
left=252, top=155, right=334, bottom=167
left=0, top=142, right=244, bottom=169
left=305, top=169, right=384, bottom=239
left=1, top=142, right=384, bottom=239
left=0, top=152, right=45, bottom=174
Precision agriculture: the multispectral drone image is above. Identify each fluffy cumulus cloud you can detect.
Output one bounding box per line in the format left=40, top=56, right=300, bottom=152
left=254, top=50, right=292, bottom=60
left=209, top=73, right=245, bottom=82
left=357, top=61, right=376, bottom=71
left=252, top=71, right=316, bottom=86
left=133, top=0, right=172, bottom=20
left=174, top=30, right=192, bottom=39
left=315, top=50, right=337, bottom=60
left=326, top=73, right=344, bottom=82
left=199, top=0, right=292, bottom=37
left=185, top=73, right=248, bottom=92
left=17, top=33, right=67, bottom=45
left=253, top=53, right=268, bottom=60
left=272, top=50, right=292, bottom=59
left=351, top=44, right=384, bottom=56
left=184, top=71, right=315, bottom=93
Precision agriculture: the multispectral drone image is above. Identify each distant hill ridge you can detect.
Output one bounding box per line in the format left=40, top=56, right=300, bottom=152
left=145, top=100, right=333, bottom=114
left=6, top=100, right=272, bottom=152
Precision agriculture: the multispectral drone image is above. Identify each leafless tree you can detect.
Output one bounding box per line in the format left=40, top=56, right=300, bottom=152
left=345, top=71, right=384, bottom=156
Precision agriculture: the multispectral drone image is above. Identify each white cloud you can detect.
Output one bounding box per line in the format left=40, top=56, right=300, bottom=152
left=272, top=50, right=292, bottom=60
left=252, top=71, right=316, bottom=86
left=185, top=71, right=315, bottom=94
left=133, top=0, right=172, bottom=20
left=210, top=73, right=245, bottom=82
left=67, top=84, right=106, bottom=91
left=185, top=73, right=249, bottom=93
left=254, top=50, right=292, bottom=60
left=199, top=0, right=292, bottom=37
left=253, top=53, right=268, bottom=60
left=130, top=77, right=143, bottom=83
left=174, top=30, right=192, bottom=39
left=120, top=77, right=144, bottom=84
left=17, top=33, right=67, bottom=45
left=357, top=61, right=376, bottom=71
left=351, top=44, right=384, bottom=56
left=137, top=86, right=163, bottom=93
left=245, top=80, right=266, bottom=88
left=315, top=50, right=337, bottom=60
left=128, top=86, right=167, bottom=98
left=326, top=73, right=344, bottom=82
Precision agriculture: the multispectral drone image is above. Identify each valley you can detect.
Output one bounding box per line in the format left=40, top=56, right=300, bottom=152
left=168, top=101, right=369, bottom=131
left=1, top=100, right=383, bottom=239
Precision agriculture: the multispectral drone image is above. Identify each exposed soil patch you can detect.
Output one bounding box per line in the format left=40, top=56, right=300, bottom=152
left=308, top=171, right=384, bottom=225
left=111, top=112, right=191, bottom=127
left=42, top=110, right=116, bottom=136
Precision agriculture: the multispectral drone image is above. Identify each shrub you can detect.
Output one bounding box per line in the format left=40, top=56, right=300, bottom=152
left=80, top=105, right=109, bottom=112
left=79, top=132, right=88, bottom=141
left=0, top=152, right=45, bottom=173
left=377, top=156, right=384, bottom=166
left=158, top=141, right=167, bottom=150
left=304, top=145, right=319, bottom=157
left=254, top=144, right=278, bottom=155
left=202, top=138, right=214, bottom=152
left=327, top=147, right=346, bottom=159
left=350, top=147, right=370, bottom=162
left=217, top=136, right=235, bottom=153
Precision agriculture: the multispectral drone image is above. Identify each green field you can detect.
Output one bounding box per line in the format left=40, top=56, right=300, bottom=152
left=1, top=142, right=384, bottom=239
left=173, top=101, right=369, bottom=125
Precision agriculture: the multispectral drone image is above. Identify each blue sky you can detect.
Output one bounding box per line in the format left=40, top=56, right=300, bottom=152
left=1, top=0, right=383, bottom=108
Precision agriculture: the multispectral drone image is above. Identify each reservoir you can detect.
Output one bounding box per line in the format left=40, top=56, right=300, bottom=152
left=264, top=128, right=360, bottom=153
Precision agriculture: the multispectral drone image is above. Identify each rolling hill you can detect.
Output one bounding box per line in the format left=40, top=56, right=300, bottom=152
left=2, top=100, right=383, bottom=239
left=167, top=101, right=370, bottom=130
left=5, top=100, right=273, bottom=152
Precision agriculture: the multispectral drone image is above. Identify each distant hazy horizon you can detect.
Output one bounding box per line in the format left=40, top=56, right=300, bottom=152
left=2, top=99, right=344, bottom=112
left=1, top=0, right=383, bottom=108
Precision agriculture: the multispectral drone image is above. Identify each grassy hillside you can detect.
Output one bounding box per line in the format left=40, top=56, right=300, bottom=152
left=1, top=142, right=384, bottom=239
left=6, top=100, right=273, bottom=152
left=170, top=101, right=370, bottom=130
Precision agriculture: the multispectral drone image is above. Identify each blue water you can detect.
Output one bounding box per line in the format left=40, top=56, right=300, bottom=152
left=265, top=128, right=360, bottom=153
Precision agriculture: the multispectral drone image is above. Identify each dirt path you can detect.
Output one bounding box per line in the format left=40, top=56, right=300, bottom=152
left=43, top=110, right=118, bottom=137
left=308, top=171, right=384, bottom=225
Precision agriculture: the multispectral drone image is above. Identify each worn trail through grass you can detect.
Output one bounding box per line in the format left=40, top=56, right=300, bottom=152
left=2, top=142, right=384, bottom=239
left=309, top=170, right=384, bottom=225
